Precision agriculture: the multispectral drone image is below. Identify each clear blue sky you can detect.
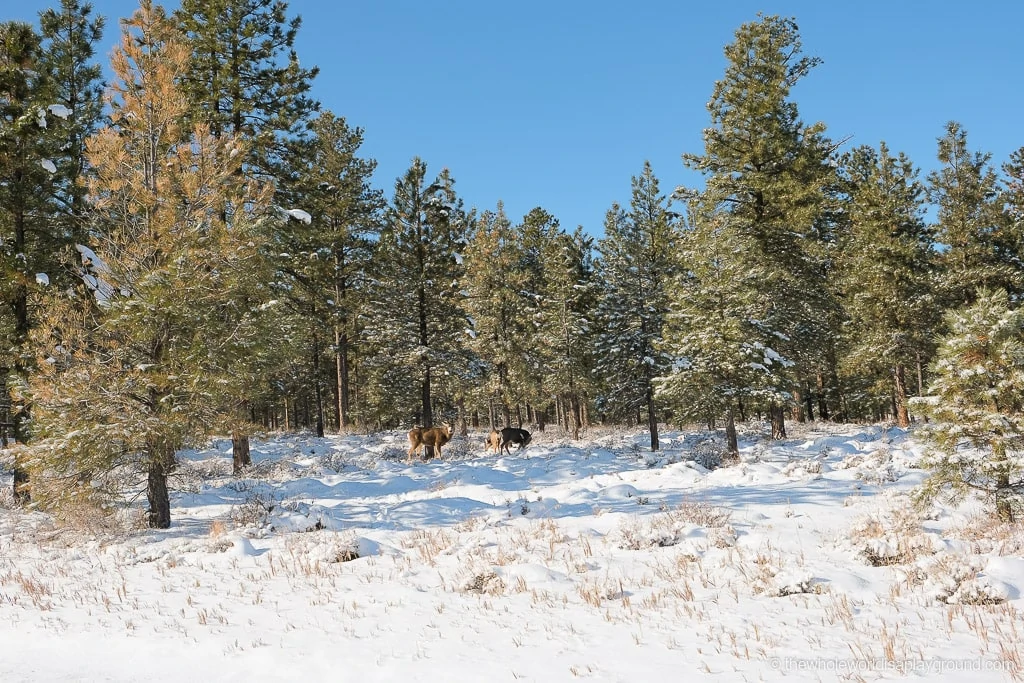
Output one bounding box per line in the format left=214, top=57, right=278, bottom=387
left=6, top=0, right=1024, bottom=236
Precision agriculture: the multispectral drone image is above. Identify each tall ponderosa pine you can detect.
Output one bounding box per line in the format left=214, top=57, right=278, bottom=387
left=595, top=162, right=679, bottom=450
left=175, top=0, right=319, bottom=181
left=515, top=207, right=562, bottom=428
left=836, top=143, right=939, bottom=427
left=912, top=290, right=1024, bottom=521
left=366, top=159, right=469, bottom=429
left=26, top=2, right=273, bottom=527
left=0, top=20, right=60, bottom=500
left=681, top=14, right=838, bottom=439
left=39, top=0, right=105, bottom=238
left=538, top=226, right=597, bottom=439
left=280, top=111, right=384, bottom=432
left=928, top=122, right=1022, bottom=307
left=658, top=205, right=782, bottom=455
left=176, top=0, right=318, bottom=457
left=463, top=203, right=526, bottom=428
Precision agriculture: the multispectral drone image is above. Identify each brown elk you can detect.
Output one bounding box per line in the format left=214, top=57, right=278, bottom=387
left=407, top=422, right=453, bottom=463
left=484, top=429, right=501, bottom=453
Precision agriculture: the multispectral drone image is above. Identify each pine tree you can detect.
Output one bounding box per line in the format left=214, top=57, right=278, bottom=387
left=38, top=0, right=105, bottom=239
left=911, top=289, right=1024, bottom=521
left=175, top=0, right=319, bottom=182
left=175, top=0, right=319, bottom=454
left=462, top=203, right=526, bottom=428
left=277, top=110, right=384, bottom=432
left=538, top=226, right=597, bottom=439
left=26, top=1, right=274, bottom=527
left=0, top=20, right=59, bottom=500
left=365, top=158, right=470, bottom=431
left=680, top=14, right=838, bottom=439
left=836, top=143, right=939, bottom=426
left=657, top=204, right=782, bottom=454
left=928, top=122, right=1020, bottom=306
left=594, top=162, right=680, bottom=450
left=515, top=207, right=561, bottom=427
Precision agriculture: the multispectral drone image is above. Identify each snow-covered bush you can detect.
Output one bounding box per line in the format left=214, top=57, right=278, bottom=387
left=847, top=496, right=941, bottom=566
left=689, top=435, right=730, bottom=470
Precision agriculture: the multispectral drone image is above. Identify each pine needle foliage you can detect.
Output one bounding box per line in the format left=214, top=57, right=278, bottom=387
left=26, top=1, right=274, bottom=528
left=912, top=289, right=1024, bottom=521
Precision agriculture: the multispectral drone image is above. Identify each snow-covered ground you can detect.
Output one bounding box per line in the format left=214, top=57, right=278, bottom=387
left=1, top=423, right=1022, bottom=681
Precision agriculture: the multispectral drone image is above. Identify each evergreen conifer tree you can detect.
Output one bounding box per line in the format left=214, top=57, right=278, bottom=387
left=26, top=1, right=274, bottom=527
left=278, top=111, right=384, bottom=432
left=538, top=226, right=597, bottom=439
left=912, top=289, right=1024, bottom=521
left=366, top=158, right=470, bottom=430
left=0, top=20, right=61, bottom=500
left=928, top=122, right=1021, bottom=307
left=680, top=14, right=838, bottom=439
left=462, top=203, right=526, bottom=428
left=595, top=162, right=679, bottom=450
left=836, top=143, right=939, bottom=426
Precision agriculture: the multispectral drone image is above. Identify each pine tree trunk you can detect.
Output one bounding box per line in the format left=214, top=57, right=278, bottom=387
left=792, top=388, right=805, bottom=423
left=893, top=364, right=911, bottom=428
left=770, top=404, right=786, bottom=440
left=334, top=323, right=350, bottom=431
left=232, top=428, right=251, bottom=475
left=725, top=408, right=739, bottom=457
left=421, top=365, right=433, bottom=428
left=312, top=334, right=325, bottom=438
left=647, top=385, right=660, bottom=451
left=11, top=407, right=29, bottom=504
left=915, top=351, right=925, bottom=396
left=816, top=373, right=830, bottom=421
left=457, top=398, right=468, bottom=436
left=146, top=440, right=175, bottom=529
left=995, top=470, right=1013, bottom=522
left=803, top=382, right=814, bottom=422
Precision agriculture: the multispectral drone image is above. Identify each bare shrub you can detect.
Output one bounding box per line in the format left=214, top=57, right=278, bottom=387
left=676, top=500, right=732, bottom=528
left=376, top=445, right=408, bottom=462
left=848, top=496, right=940, bottom=566
left=615, top=501, right=733, bottom=550
left=0, top=484, right=15, bottom=509
left=463, top=570, right=506, bottom=595
left=689, top=436, right=729, bottom=470
left=174, top=458, right=233, bottom=493
left=440, top=437, right=472, bottom=461
left=230, top=490, right=277, bottom=528
left=950, top=514, right=1024, bottom=556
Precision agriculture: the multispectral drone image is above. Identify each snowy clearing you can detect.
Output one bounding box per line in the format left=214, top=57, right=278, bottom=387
left=1, top=423, right=1022, bottom=682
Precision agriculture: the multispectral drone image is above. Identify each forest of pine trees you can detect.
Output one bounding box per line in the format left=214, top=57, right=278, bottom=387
left=3, top=5, right=1024, bottom=525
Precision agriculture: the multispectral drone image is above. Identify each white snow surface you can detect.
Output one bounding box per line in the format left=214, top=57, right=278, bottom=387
left=47, top=104, right=72, bottom=119
left=1, top=423, right=1022, bottom=681
left=284, top=208, right=312, bottom=224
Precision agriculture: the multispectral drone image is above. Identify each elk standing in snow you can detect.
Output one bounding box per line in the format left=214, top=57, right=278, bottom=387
left=484, top=429, right=501, bottom=453
left=498, top=427, right=532, bottom=456
left=407, top=422, right=453, bottom=462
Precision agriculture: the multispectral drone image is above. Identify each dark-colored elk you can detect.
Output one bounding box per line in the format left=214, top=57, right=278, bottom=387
left=498, top=427, right=531, bottom=456
left=407, top=422, right=453, bottom=463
